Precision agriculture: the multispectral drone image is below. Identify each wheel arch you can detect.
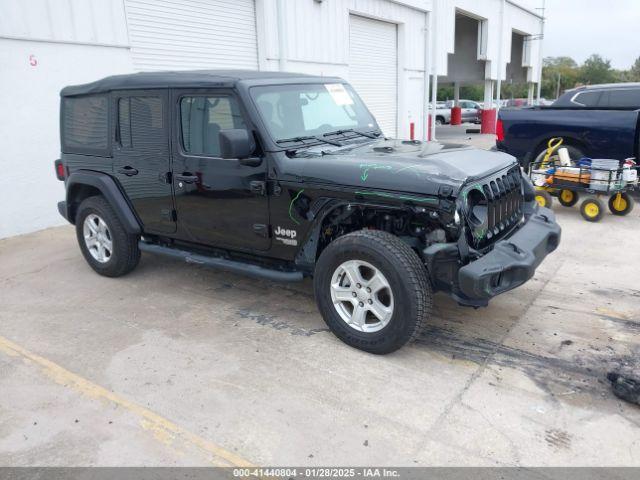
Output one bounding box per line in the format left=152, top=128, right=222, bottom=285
left=295, top=200, right=423, bottom=271
left=65, top=171, right=141, bottom=234
left=527, top=134, right=587, bottom=166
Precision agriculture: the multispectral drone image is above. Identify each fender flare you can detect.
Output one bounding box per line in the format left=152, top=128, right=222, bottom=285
left=65, top=171, right=141, bottom=234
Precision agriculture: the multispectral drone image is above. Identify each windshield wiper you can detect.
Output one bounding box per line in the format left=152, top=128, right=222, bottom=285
left=276, top=135, right=342, bottom=147
left=323, top=128, right=380, bottom=139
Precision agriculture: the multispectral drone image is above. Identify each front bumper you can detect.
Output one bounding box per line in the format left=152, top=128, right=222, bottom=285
left=456, top=207, right=560, bottom=304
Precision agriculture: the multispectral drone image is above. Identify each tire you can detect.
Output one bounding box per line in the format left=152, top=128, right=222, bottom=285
left=313, top=230, right=432, bottom=354
left=535, top=190, right=553, bottom=208
left=75, top=196, right=141, bottom=277
left=558, top=189, right=579, bottom=207
left=608, top=192, right=635, bottom=216
left=531, top=144, right=585, bottom=169
left=580, top=197, right=604, bottom=222
left=435, top=116, right=445, bottom=126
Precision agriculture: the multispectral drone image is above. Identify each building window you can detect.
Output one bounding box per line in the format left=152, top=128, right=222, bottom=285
left=117, top=96, right=164, bottom=151
left=180, top=96, right=247, bottom=156
left=62, top=95, right=108, bottom=152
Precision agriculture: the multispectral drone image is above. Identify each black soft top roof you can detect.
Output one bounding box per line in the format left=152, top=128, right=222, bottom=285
left=61, top=70, right=344, bottom=97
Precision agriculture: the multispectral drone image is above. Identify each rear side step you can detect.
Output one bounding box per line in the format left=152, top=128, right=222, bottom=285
left=138, top=242, right=304, bottom=282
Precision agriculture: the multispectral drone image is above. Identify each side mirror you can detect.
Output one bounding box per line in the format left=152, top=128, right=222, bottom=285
left=219, top=129, right=254, bottom=159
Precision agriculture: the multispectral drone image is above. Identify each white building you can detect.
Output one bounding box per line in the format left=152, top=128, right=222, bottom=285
left=0, top=0, right=543, bottom=238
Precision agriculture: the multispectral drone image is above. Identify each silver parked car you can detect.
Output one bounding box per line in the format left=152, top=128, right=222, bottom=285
left=432, top=100, right=481, bottom=125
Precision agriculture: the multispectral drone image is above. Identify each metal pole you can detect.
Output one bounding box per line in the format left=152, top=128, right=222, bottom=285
left=495, top=0, right=505, bottom=112
left=422, top=11, right=432, bottom=141
left=556, top=72, right=561, bottom=99
left=430, top=0, right=440, bottom=141
left=536, top=0, right=545, bottom=105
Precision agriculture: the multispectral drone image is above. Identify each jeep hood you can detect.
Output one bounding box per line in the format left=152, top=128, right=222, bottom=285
left=279, top=139, right=518, bottom=197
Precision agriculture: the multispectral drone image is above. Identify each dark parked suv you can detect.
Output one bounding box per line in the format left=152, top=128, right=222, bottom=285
left=55, top=70, right=561, bottom=353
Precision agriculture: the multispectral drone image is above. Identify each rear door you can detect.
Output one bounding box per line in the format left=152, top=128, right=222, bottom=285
left=171, top=89, right=270, bottom=251
left=113, top=90, right=176, bottom=234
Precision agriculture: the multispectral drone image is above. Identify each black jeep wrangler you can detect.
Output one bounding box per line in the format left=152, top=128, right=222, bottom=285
left=55, top=70, right=560, bottom=354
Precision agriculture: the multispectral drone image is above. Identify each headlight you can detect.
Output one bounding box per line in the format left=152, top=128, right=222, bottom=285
left=466, top=188, right=488, bottom=226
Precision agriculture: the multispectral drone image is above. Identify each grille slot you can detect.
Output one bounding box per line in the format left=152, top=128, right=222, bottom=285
left=469, top=166, right=523, bottom=248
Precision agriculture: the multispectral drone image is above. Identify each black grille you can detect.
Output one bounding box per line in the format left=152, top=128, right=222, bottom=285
left=469, top=166, right=524, bottom=248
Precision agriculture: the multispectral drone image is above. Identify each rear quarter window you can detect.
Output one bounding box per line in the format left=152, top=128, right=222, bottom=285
left=604, top=88, right=640, bottom=108
left=62, top=95, right=109, bottom=154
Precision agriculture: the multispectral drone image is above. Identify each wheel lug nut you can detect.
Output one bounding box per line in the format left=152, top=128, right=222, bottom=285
left=366, top=287, right=371, bottom=293
left=356, top=283, right=362, bottom=289
left=368, top=299, right=373, bottom=305
left=359, top=301, right=364, bottom=307
left=352, top=292, right=357, bottom=297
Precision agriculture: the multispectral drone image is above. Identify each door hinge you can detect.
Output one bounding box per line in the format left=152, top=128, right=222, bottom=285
left=253, top=223, right=269, bottom=238
left=250, top=180, right=266, bottom=195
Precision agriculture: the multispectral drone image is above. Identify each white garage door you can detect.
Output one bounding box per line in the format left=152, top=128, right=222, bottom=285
left=125, top=0, right=258, bottom=71
left=349, top=15, right=398, bottom=137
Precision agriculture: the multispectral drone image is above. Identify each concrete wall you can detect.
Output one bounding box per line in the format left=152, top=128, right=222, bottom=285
left=432, top=0, right=542, bottom=81
left=0, top=0, right=134, bottom=238
left=440, top=14, right=486, bottom=84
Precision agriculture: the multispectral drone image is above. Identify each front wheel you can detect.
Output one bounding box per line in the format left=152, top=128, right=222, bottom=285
left=314, top=230, right=432, bottom=354
left=608, top=192, right=635, bottom=216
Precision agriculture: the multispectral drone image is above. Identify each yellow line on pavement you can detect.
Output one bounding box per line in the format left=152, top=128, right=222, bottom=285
left=0, top=334, right=254, bottom=467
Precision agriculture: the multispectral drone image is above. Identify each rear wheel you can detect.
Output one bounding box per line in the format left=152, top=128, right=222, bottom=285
left=580, top=197, right=604, bottom=222
left=535, top=190, right=553, bottom=208
left=75, top=196, right=140, bottom=277
left=435, top=116, right=445, bottom=126
left=558, top=189, right=579, bottom=207
left=608, top=192, right=634, bottom=216
left=314, top=230, right=432, bottom=354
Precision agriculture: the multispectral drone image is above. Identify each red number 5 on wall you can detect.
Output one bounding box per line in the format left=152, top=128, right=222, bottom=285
left=29, top=54, right=38, bottom=67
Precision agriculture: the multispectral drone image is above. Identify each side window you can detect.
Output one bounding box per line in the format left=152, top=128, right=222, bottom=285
left=606, top=89, right=640, bottom=108
left=62, top=95, right=109, bottom=153
left=180, top=95, right=247, bottom=156
left=117, top=96, right=165, bottom=151
left=571, top=91, right=601, bottom=107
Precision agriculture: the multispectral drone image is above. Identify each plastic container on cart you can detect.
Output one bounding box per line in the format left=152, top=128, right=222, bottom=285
left=590, top=158, right=623, bottom=191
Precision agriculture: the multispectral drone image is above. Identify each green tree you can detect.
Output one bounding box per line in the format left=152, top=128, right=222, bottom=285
left=541, top=56, right=579, bottom=99
left=629, top=56, right=640, bottom=81
left=579, top=54, right=614, bottom=84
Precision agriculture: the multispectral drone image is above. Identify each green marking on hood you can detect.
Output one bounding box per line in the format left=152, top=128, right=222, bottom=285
left=354, top=190, right=438, bottom=204
left=359, top=163, right=393, bottom=181
left=288, top=189, right=305, bottom=225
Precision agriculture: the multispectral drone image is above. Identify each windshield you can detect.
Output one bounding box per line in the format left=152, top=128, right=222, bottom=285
left=251, top=83, right=378, bottom=143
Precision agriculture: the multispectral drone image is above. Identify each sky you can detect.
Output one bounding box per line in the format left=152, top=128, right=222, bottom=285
left=517, top=0, right=640, bottom=69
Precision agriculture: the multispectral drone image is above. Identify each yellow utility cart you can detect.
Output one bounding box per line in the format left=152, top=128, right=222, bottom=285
left=528, top=138, right=638, bottom=222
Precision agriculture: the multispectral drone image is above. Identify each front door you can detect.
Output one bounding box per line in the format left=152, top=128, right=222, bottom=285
left=113, top=90, right=176, bottom=234
left=171, top=89, right=270, bottom=251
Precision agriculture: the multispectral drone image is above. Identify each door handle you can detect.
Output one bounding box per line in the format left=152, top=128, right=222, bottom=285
left=249, top=180, right=266, bottom=195
left=118, top=166, right=138, bottom=176
left=176, top=173, right=199, bottom=184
